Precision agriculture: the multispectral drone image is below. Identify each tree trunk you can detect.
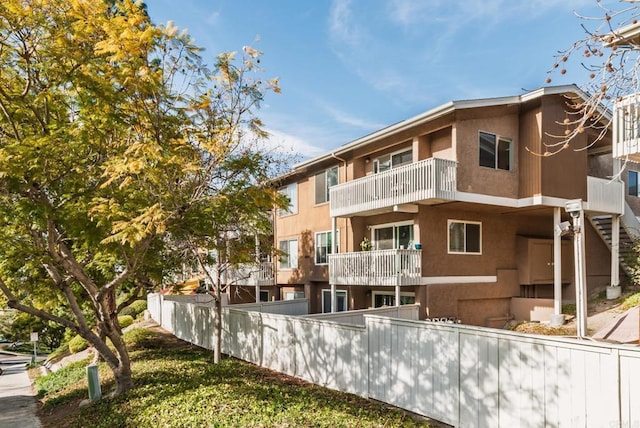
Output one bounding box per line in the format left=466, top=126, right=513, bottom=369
left=214, top=290, right=222, bottom=364
left=213, top=261, right=223, bottom=364
left=110, top=356, right=134, bottom=396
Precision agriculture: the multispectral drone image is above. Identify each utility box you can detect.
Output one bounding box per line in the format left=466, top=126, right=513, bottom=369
left=86, top=364, right=102, bottom=401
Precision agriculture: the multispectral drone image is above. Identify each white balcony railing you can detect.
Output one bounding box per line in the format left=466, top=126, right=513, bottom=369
left=329, top=158, right=457, bottom=217
left=210, top=262, right=275, bottom=287
left=585, top=176, right=624, bottom=215
left=257, top=261, right=275, bottom=286
left=613, top=93, right=640, bottom=161
left=328, top=249, right=422, bottom=286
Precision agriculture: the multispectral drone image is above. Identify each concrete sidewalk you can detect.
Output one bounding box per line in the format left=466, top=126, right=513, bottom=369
left=0, top=354, right=41, bottom=428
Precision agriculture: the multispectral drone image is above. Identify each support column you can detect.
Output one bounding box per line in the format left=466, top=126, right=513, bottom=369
left=330, top=216, right=337, bottom=313
left=571, top=205, right=588, bottom=338
left=395, top=250, right=401, bottom=307
left=551, top=208, right=564, bottom=326
left=255, top=234, right=260, bottom=304
left=611, top=215, right=620, bottom=288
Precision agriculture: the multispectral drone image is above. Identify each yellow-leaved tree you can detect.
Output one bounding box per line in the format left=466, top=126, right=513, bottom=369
left=0, top=0, right=286, bottom=396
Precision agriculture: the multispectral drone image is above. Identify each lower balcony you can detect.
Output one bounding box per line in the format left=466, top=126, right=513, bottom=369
left=328, top=249, right=422, bottom=286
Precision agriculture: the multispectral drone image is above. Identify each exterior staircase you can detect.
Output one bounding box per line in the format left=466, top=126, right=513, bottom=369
left=589, top=201, right=640, bottom=277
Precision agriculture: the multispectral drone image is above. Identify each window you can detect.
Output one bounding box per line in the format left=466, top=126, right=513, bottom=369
left=322, top=289, right=347, bottom=313
left=373, top=222, right=414, bottom=250
left=279, top=239, right=298, bottom=269
left=373, top=148, right=413, bottom=173
left=448, top=220, right=481, bottom=254
left=479, top=131, right=512, bottom=171
left=315, top=230, right=339, bottom=265
left=629, top=171, right=638, bottom=196
left=278, top=183, right=297, bottom=216
left=372, top=291, right=415, bottom=308
left=285, top=291, right=305, bottom=300
left=259, top=290, right=270, bottom=302
left=315, top=166, right=339, bottom=204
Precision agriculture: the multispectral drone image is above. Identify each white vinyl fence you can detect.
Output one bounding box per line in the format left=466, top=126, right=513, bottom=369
left=148, top=294, right=640, bottom=427
left=303, top=304, right=419, bottom=326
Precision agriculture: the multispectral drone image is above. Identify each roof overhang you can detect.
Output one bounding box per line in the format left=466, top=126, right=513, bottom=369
left=604, top=21, right=640, bottom=47
left=282, top=84, right=610, bottom=177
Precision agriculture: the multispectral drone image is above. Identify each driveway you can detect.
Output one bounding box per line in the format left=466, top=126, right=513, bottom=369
left=0, top=352, right=41, bottom=428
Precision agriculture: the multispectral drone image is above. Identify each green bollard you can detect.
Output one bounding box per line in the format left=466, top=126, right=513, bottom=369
left=86, top=364, right=102, bottom=401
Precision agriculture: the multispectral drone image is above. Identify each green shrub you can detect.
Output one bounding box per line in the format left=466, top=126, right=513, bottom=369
left=129, top=299, right=147, bottom=315
left=119, top=299, right=147, bottom=318
left=118, top=315, right=135, bottom=329
left=68, top=335, right=88, bottom=354
left=622, top=292, right=640, bottom=310
left=119, top=306, right=137, bottom=317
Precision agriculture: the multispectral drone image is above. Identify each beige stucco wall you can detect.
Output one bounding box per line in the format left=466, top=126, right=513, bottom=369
left=454, top=107, right=520, bottom=198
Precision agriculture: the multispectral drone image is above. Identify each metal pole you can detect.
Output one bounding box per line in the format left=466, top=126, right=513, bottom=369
left=553, top=208, right=562, bottom=316
left=572, top=209, right=588, bottom=338
left=330, top=216, right=337, bottom=313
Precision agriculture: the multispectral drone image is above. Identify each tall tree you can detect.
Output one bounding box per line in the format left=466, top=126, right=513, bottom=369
left=0, top=0, right=285, bottom=396
left=544, top=1, right=640, bottom=155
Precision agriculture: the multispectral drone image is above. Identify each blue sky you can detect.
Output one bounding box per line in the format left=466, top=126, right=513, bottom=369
left=149, top=0, right=616, bottom=159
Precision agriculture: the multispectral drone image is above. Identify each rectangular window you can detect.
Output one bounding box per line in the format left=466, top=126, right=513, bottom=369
left=279, top=239, right=298, bottom=269
left=285, top=291, right=305, bottom=300
left=259, top=290, right=270, bottom=302
left=629, top=171, right=638, bottom=196
left=448, top=220, right=481, bottom=254
left=315, top=166, right=339, bottom=204
left=479, top=131, right=512, bottom=171
left=322, top=289, right=347, bottom=313
left=373, top=291, right=416, bottom=308
left=315, top=230, right=339, bottom=265
left=373, top=223, right=414, bottom=250
left=278, top=183, right=298, bottom=216
left=373, top=148, right=413, bottom=173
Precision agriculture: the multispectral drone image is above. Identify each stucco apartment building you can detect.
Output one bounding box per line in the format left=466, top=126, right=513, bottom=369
left=262, top=84, right=640, bottom=327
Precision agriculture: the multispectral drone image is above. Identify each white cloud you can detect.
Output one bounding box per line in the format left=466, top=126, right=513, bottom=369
left=317, top=100, right=387, bottom=130
left=328, top=0, right=363, bottom=48
left=206, top=11, right=220, bottom=26
left=263, top=128, right=326, bottom=159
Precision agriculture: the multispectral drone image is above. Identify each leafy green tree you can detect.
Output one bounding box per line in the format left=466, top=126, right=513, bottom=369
left=0, top=0, right=285, bottom=395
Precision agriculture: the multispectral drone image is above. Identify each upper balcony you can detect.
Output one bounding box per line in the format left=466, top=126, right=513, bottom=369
left=329, top=157, right=457, bottom=218
left=613, top=93, right=640, bottom=162
left=328, top=249, right=422, bottom=286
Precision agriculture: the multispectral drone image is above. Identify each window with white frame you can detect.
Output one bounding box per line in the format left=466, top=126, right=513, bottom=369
left=314, top=230, right=339, bottom=265
left=315, top=166, right=338, bottom=204
left=285, top=291, right=305, bottom=300
left=372, top=291, right=415, bottom=308
left=279, top=239, right=298, bottom=269
left=373, top=148, right=413, bottom=173
left=322, top=289, right=347, bottom=313
left=372, top=222, right=414, bottom=250
left=278, top=183, right=298, bottom=216
left=448, top=220, right=481, bottom=254
left=629, top=171, right=639, bottom=196
left=479, top=131, right=512, bottom=171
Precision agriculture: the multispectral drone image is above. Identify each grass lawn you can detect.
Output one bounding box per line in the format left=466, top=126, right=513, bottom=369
left=34, top=324, right=432, bottom=427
